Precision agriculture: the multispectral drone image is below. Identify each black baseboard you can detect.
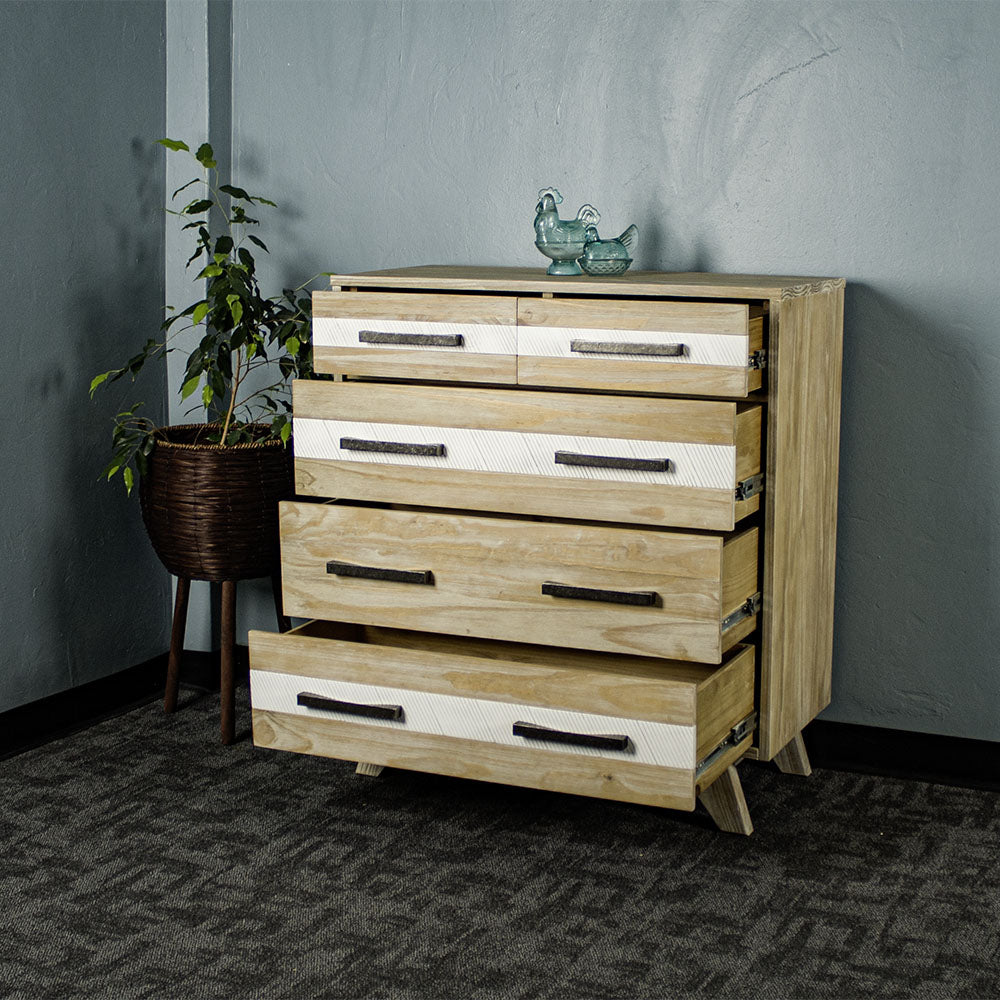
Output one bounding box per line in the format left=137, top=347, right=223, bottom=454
left=0, top=646, right=249, bottom=760
left=804, top=719, right=1000, bottom=793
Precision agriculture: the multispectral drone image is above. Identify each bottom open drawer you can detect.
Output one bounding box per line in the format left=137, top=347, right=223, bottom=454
left=249, top=621, right=756, bottom=812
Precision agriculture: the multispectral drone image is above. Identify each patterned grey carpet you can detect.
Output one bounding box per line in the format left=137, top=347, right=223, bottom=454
left=1, top=687, right=998, bottom=1000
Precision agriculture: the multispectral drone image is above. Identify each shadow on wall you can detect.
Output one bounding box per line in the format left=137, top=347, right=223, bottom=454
left=59, top=138, right=172, bottom=686
left=829, top=282, right=1000, bottom=740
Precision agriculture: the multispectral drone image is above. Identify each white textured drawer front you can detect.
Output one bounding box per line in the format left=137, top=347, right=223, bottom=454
left=312, top=316, right=517, bottom=356
left=517, top=325, right=748, bottom=368
left=516, top=297, right=764, bottom=396
left=294, top=417, right=737, bottom=490
left=292, top=381, right=762, bottom=530
left=250, top=669, right=697, bottom=768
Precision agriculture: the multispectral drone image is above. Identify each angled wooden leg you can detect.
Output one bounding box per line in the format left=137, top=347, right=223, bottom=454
left=271, top=572, right=291, bottom=634
left=220, top=580, right=237, bottom=745
left=164, top=577, right=190, bottom=714
left=356, top=762, right=384, bottom=777
left=698, top=765, right=753, bottom=835
left=774, top=732, right=812, bottom=776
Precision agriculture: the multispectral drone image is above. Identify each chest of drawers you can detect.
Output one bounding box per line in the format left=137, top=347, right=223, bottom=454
left=249, top=266, right=845, bottom=835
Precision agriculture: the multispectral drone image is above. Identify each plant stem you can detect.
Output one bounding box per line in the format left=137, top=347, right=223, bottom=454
left=220, top=345, right=243, bottom=443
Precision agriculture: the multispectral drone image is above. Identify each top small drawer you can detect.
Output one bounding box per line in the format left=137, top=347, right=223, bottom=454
left=313, top=291, right=518, bottom=383
left=516, top=297, right=765, bottom=397
left=313, top=291, right=765, bottom=397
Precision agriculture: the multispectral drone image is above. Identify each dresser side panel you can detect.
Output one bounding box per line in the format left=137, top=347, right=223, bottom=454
left=759, top=284, right=844, bottom=758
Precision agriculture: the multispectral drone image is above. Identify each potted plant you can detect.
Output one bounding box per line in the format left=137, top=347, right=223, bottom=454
left=91, top=138, right=317, bottom=743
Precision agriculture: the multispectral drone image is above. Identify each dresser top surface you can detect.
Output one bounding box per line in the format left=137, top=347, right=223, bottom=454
left=328, top=265, right=845, bottom=300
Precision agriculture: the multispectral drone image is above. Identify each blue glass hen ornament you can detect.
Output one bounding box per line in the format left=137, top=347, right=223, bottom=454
left=533, top=188, right=637, bottom=276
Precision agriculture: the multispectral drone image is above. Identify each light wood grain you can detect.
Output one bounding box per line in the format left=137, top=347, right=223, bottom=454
left=313, top=290, right=518, bottom=325
left=721, top=527, right=760, bottom=621
left=312, top=290, right=518, bottom=381
left=293, top=379, right=748, bottom=446
left=757, top=282, right=844, bottom=758
left=253, top=709, right=697, bottom=810
left=517, top=297, right=753, bottom=335
left=328, top=266, right=844, bottom=301
left=697, top=764, right=753, bottom=835
left=278, top=502, right=757, bottom=663
left=355, top=762, right=384, bottom=776
left=296, top=458, right=743, bottom=532
left=251, top=622, right=756, bottom=736
left=292, top=380, right=761, bottom=531
left=314, top=346, right=517, bottom=383
left=695, top=650, right=755, bottom=760
left=516, top=356, right=753, bottom=398
left=773, top=732, right=812, bottom=776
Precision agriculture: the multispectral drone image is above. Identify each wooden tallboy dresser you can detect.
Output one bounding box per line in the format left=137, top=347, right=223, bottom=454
left=248, top=266, right=845, bottom=834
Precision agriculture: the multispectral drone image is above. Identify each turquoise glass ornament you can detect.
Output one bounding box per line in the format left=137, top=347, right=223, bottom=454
left=533, top=187, right=600, bottom=276
left=579, top=224, right=638, bottom=276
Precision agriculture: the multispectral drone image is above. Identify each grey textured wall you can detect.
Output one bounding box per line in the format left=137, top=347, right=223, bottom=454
left=0, top=1, right=170, bottom=712
left=227, top=0, right=1000, bottom=742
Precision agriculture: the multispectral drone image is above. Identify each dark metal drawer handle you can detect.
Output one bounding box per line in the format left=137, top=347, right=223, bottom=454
left=570, top=339, right=685, bottom=357
left=541, top=581, right=659, bottom=607
left=359, top=329, right=464, bottom=347
left=555, top=451, right=671, bottom=473
left=297, top=692, right=404, bottom=721
left=327, top=560, right=434, bottom=586
left=513, top=721, right=631, bottom=752
left=340, top=436, right=446, bottom=458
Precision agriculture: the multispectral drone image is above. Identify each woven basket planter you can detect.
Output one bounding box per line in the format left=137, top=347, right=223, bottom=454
left=138, top=424, right=293, bottom=582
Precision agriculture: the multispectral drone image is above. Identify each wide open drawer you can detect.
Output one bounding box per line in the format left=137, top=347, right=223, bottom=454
left=293, top=381, right=762, bottom=530
left=249, top=620, right=757, bottom=811
left=279, top=502, right=760, bottom=664
left=516, top=297, right=765, bottom=397
left=312, top=290, right=518, bottom=383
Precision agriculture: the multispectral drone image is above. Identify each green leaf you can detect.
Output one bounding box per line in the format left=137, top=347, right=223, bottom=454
left=195, top=142, right=216, bottom=169
left=256, top=197, right=277, bottom=208
left=123, top=467, right=135, bottom=495
left=286, top=336, right=300, bottom=357
left=181, top=375, right=200, bottom=399
left=198, top=264, right=223, bottom=278
left=158, top=138, right=190, bottom=152
left=171, top=177, right=200, bottom=200
left=280, top=420, right=291, bottom=444
left=89, top=371, right=110, bottom=397
left=192, top=301, right=210, bottom=325
left=246, top=234, right=269, bottom=252
left=214, top=235, right=234, bottom=256
left=227, top=294, right=243, bottom=326
left=219, top=184, right=254, bottom=203
left=202, top=383, right=214, bottom=408
left=184, top=199, right=213, bottom=215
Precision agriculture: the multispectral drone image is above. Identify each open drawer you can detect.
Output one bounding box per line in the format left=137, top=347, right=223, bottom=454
left=292, top=380, right=763, bottom=530
left=312, top=290, right=518, bottom=383
left=249, top=621, right=756, bottom=812
left=517, top=297, right=766, bottom=397
left=279, top=501, right=760, bottom=664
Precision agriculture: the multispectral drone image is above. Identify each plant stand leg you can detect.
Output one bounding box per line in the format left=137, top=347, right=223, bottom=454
left=356, top=762, right=384, bottom=777
left=698, top=765, right=754, bottom=835
left=271, top=572, right=291, bottom=634
left=774, top=732, right=812, bottom=776
left=164, top=577, right=190, bottom=714
left=220, top=580, right=237, bottom=745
